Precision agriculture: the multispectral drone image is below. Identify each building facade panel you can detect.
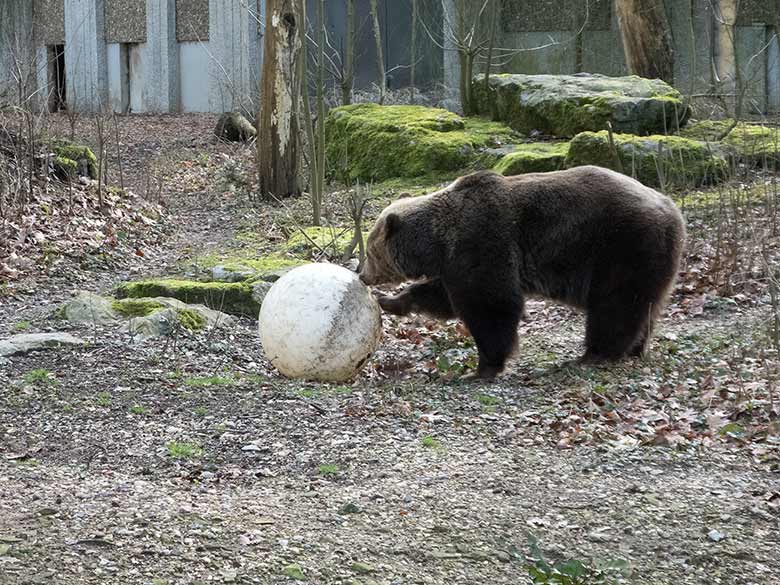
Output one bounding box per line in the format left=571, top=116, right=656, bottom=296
left=33, top=0, right=65, bottom=45
left=105, top=0, right=147, bottom=43
left=176, top=0, right=209, bottom=41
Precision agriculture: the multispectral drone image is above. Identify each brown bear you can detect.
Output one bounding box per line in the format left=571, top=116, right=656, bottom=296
left=359, top=165, right=686, bottom=379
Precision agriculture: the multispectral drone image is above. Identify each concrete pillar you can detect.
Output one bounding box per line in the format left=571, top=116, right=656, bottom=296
left=769, top=28, right=780, bottom=113
left=208, top=0, right=263, bottom=114
left=0, top=1, right=35, bottom=107
left=145, top=0, right=179, bottom=112
left=64, top=0, right=108, bottom=112
left=36, top=46, right=50, bottom=110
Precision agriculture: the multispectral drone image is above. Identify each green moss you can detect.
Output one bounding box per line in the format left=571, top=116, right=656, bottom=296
left=176, top=308, right=206, bottom=331
left=284, top=227, right=356, bottom=256
left=565, top=131, right=727, bottom=188
left=493, top=142, right=570, bottom=175
left=111, top=299, right=165, bottom=318
left=192, top=249, right=305, bottom=278
left=115, top=279, right=260, bottom=317
left=325, top=104, right=520, bottom=182
left=50, top=139, right=98, bottom=179
left=371, top=171, right=461, bottom=196
left=219, top=254, right=303, bottom=275
left=53, top=155, right=78, bottom=178
left=681, top=120, right=779, bottom=167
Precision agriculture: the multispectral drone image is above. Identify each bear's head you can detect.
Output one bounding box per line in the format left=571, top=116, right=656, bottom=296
left=360, top=210, right=405, bottom=286
left=360, top=195, right=440, bottom=286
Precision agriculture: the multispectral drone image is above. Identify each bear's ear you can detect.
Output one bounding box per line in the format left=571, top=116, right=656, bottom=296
left=384, top=213, right=401, bottom=238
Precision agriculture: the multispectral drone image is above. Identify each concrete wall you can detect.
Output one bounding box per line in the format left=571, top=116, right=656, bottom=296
left=107, top=42, right=128, bottom=112
left=180, top=41, right=211, bottom=112
left=208, top=0, right=262, bottom=114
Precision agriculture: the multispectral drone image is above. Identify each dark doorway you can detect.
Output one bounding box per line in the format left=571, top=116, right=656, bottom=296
left=48, top=44, right=66, bottom=112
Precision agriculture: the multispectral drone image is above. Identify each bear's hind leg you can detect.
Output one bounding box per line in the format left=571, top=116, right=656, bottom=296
left=583, top=295, right=651, bottom=363
left=378, top=278, right=455, bottom=319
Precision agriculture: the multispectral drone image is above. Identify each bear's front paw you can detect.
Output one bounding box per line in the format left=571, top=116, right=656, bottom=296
left=377, top=294, right=410, bottom=316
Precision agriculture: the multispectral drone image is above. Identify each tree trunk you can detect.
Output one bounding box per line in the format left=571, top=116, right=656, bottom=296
left=368, top=0, right=386, bottom=104
left=341, top=0, right=355, bottom=105
left=410, top=0, right=418, bottom=103
left=258, top=0, right=304, bottom=199
left=615, top=0, right=675, bottom=84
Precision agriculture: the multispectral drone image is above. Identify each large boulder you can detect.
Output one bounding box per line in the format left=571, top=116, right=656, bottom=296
left=565, top=131, right=726, bottom=188
left=56, top=291, right=235, bottom=340
left=472, top=73, right=690, bottom=138
left=324, top=104, right=519, bottom=181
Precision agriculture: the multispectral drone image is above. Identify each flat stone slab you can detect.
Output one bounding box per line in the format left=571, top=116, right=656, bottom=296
left=0, top=332, right=85, bottom=357
left=472, top=73, right=690, bottom=138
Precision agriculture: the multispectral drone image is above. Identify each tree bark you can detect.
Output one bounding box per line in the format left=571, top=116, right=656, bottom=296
left=615, top=0, right=675, bottom=84
left=258, top=0, right=304, bottom=199
left=368, top=0, right=386, bottom=104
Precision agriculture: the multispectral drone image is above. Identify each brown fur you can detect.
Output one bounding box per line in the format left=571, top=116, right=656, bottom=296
left=360, top=166, right=686, bottom=379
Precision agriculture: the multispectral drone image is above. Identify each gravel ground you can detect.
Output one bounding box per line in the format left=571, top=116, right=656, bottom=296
left=1, top=114, right=779, bottom=585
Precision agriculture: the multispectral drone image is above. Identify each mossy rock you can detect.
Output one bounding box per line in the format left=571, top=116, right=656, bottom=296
left=565, top=131, right=726, bottom=188
left=111, top=298, right=166, bottom=318
left=493, top=142, right=570, bottom=175
left=680, top=119, right=779, bottom=168
left=50, top=139, right=98, bottom=179
left=115, top=279, right=260, bottom=317
left=214, top=111, right=257, bottom=142
left=325, top=104, right=520, bottom=182
left=472, top=73, right=690, bottom=138
left=175, top=308, right=207, bottom=331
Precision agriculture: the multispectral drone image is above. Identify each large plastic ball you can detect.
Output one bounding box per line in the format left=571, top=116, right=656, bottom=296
left=258, top=263, right=382, bottom=382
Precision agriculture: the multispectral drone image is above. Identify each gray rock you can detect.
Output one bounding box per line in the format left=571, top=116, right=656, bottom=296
left=211, top=265, right=256, bottom=282
left=61, top=291, right=119, bottom=324
left=472, top=73, right=690, bottom=137
left=251, top=281, right=273, bottom=308
left=214, top=112, right=257, bottom=142
left=0, top=332, right=85, bottom=357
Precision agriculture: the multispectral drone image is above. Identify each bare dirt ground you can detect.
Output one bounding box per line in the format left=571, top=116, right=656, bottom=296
left=1, top=114, right=779, bottom=585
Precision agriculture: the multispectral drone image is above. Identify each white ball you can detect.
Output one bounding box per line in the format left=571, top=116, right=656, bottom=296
left=258, top=263, right=382, bottom=382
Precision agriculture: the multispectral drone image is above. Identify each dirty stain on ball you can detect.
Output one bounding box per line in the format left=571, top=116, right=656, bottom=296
left=259, top=263, right=382, bottom=382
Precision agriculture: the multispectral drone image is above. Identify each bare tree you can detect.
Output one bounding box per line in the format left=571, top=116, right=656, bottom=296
left=368, top=0, right=386, bottom=104
left=341, top=0, right=355, bottom=105
left=615, top=0, right=675, bottom=84
left=410, top=0, right=418, bottom=103
left=257, top=0, right=305, bottom=199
